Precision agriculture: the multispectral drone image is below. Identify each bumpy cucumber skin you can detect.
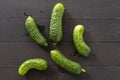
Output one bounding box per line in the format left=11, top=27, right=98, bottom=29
left=18, top=58, right=47, bottom=76
left=50, top=50, right=85, bottom=74
left=50, top=3, right=64, bottom=45
left=73, top=25, right=91, bottom=57
left=25, top=16, right=48, bottom=47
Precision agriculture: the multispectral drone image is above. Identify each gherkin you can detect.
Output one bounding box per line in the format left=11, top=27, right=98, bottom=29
left=25, top=16, right=48, bottom=47
left=18, top=58, right=48, bottom=76
left=73, top=25, right=91, bottom=57
left=50, top=50, right=86, bottom=74
left=50, top=3, right=64, bottom=45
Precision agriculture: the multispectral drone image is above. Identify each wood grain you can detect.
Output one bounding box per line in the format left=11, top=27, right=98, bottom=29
left=0, top=65, right=120, bottom=80
left=0, top=42, right=119, bottom=66
left=0, top=18, right=120, bottom=42
left=0, top=0, right=119, bottom=80
left=1, top=0, right=120, bottom=18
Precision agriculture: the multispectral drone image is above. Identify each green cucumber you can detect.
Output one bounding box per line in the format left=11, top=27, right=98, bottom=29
left=25, top=16, right=48, bottom=47
left=18, top=58, right=48, bottom=76
left=73, top=25, right=91, bottom=57
left=50, top=3, right=64, bottom=45
left=50, top=50, right=86, bottom=74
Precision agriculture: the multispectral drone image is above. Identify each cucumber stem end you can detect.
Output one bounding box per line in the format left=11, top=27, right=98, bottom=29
left=81, top=68, right=86, bottom=73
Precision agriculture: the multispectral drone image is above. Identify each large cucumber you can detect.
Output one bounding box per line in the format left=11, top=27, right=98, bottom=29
left=50, top=50, right=86, bottom=74
left=50, top=3, right=64, bottom=45
left=25, top=16, right=48, bottom=47
left=18, top=58, right=48, bottom=76
left=73, top=25, right=91, bottom=57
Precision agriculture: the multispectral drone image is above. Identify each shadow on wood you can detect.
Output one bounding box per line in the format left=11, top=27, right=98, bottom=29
left=24, top=65, right=94, bottom=80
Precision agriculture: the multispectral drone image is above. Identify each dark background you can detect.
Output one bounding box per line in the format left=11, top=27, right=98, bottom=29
left=0, top=0, right=120, bottom=80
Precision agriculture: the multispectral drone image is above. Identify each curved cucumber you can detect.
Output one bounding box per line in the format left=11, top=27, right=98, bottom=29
left=50, top=3, right=64, bottom=45
left=50, top=50, right=86, bottom=74
left=25, top=16, right=48, bottom=47
left=73, top=25, right=91, bottom=57
left=18, top=58, right=48, bottom=76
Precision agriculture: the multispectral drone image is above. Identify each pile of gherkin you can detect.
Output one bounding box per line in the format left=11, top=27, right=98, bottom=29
left=18, top=3, right=91, bottom=76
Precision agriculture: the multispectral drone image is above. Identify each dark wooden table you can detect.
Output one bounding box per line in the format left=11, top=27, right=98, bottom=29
left=0, top=0, right=120, bottom=80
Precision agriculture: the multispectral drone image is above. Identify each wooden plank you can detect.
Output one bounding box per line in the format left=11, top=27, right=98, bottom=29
left=0, top=65, right=120, bottom=80
left=0, top=18, right=120, bottom=42
left=0, top=0, right=120, bottom=18
left=0, top=0, right=120, bottom=80
left=0, top=0, right=120, bottom=42
left=0, top=42, right=119, bottom=66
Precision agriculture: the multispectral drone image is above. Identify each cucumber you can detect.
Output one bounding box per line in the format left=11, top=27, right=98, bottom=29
left=73, top=25, right=91, bottom=57
left=50, top=50, right=86, bottom=74
left=50, top=3, right=64, bottom=45
left=18, top=58, right=48, bottom=76
left=25, top=16, right=48, bottom=47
